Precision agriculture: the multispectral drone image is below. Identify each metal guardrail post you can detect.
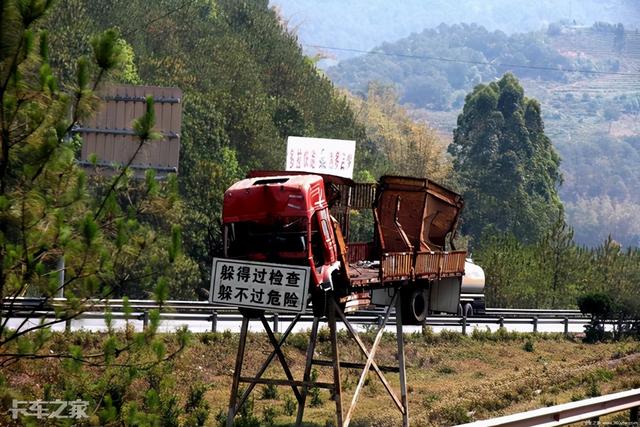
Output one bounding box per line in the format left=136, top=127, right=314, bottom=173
left=65, top=318, right=71, bottom=333
left=211, top=310, right=218, bottom=333
left=142, top=310, right=149, bottom=330
left=533, top=316, right=538, bottom=333
left=499, top=316, right=504, bottom=329
left=273, top=313, right=279, bottom=334
left=377, top=315, right=383, bottom=328
left=564, top=316, right=569, bottom=336
left=461, top=315, right=467, bottom=336
left=631, top=406, right=639, bottom=422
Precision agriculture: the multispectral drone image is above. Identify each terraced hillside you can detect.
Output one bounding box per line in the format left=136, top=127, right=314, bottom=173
left=335, top=23, right=640, bottom=246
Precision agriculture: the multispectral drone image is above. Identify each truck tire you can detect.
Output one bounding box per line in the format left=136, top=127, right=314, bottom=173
left=400, top=287, right=428, bottom=325
left=464, top=303, right=474, bottom=318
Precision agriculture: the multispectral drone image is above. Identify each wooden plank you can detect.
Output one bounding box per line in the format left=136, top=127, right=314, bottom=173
left=226, top=317, right=249, bottom=427
left=123, top=85, right=137, bottom=167
left=259, top=315, right=302, bottom=403
left=335, top=302, right=404, bottom=413
left=312, top=359, right=399, bottom=373
left=238, top=377, right=334, bottom=390
left=132, top=86, right=146, bottom=166
left=296, top=317, right=320, bottom=425
left=169, top=87, right=181, bottom=171
left=328, top=301, right=343, bottom=426
left=160, top=87, right=173, bottom=167
left=115, top=86, right=127, bottom=168
left=344, top=291, right=399, bottom=426
left=396, top=292, right=409, bottom=427
left=235, top=314, right=302, bottom=411
left=105, top=86, right=117, bottom=166
left=78, top=84, right=181, bottom=174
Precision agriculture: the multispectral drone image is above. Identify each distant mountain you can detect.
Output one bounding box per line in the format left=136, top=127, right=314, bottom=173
left=318, top=20, right=640, bottom=246
left=270, top=0, right=640, bottom=65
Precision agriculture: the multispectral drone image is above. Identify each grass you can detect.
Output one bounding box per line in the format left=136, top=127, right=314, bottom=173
left=3, top=328, right=640, bottom=426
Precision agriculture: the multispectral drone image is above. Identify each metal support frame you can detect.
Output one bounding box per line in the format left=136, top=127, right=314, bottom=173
left=226, top=288, right=411, bottom=427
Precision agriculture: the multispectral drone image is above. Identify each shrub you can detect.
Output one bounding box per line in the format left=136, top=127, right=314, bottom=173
left=310, top=369, right=323, bottom=407
left=287, top=333, right=309, bottom=352
left=262, top=406, right=277, bottom=426
left=283, top=395, right=296, bottom=416
left=261, top=384, right=278, bottom=400
left=523, top=340, right=535, bottom=352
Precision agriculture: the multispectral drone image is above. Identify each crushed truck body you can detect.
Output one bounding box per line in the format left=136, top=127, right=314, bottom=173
left=221, top=171, right=467, bottom=323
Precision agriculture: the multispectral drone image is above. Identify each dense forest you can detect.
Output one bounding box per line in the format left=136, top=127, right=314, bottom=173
left=327, top=22, right=640, bottom=247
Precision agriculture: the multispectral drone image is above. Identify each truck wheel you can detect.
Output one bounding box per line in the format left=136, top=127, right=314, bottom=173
left=400, top=288, right=428, bottom=325
left=464, top=303, right=474, bottom=318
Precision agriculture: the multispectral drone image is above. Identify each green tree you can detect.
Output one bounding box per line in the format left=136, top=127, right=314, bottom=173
left=43, top=0, right=370, bottom=290
left=449, top=73, right=563, bottom=244
left=0, top=1, right=194, bottom=423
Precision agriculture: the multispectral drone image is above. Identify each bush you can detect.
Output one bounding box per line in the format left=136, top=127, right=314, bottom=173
left=523, top=340, right=535, bottom=352
left=440, top=405, right=471, bottom=425
left=262, top=406, right=277, bottom=426
left=578, top=293, right=615, bottom=318
left=287, top=333, right=309, bottom=352
left=310, top=369, right=323, bottom=407
left=283, top=395, right=296, bottom=416
left=261, top=384, right=278, bottom=400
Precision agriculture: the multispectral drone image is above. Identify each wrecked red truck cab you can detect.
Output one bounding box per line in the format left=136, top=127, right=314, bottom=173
left=222, top=174, right=340, bottom=291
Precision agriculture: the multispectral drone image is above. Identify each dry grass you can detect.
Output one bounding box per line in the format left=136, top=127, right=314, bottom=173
left=4, top=328, right=640, bottom=426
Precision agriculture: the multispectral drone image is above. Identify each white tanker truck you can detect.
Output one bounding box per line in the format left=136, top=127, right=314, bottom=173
left=459, top=259, right=486, bottom=316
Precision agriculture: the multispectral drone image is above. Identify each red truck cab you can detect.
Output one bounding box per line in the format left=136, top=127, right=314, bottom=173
left=222, top=174, right=340, bottom=290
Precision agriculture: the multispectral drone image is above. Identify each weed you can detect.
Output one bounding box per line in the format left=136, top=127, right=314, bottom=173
left=199, top=332, right=222, bottom=345
left=591, top=368, right=614, bottom=382
left=523, top=340, right=535, bottom=352
left=310, top=368, right=322, bottom=407
left=222, top=330, right=232, bottom=341
left=586, top=378, right=601, bottom=397
left=262, top=406, right=277, bottom=426
left=287, top=333, right=309, bottom=352
left=318, top=327, right=330, bottom=342
left=440, top=329, right=465, bottom=343
left=283, top=395, right=296, bottom=416
left=440, top=405, right=471, bottom=424
left=437, top=365, right=456, bottom=375
left=260, top=383, right=278, bottom=400
left=422, top=392, right=440, bottom=407
left=184, top=383, right=209, bottom=426
left=570, top=392, right=584, bottom=401
left=421, top=326, right=439, bottom=344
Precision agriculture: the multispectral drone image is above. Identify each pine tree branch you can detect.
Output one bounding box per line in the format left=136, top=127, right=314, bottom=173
left=93, top=136, right=147, bottom=220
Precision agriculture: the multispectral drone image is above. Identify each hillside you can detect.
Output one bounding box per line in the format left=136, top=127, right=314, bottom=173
left=327, top=23, right=640, bottom=247
left=271, top=0, right=640, bottom=65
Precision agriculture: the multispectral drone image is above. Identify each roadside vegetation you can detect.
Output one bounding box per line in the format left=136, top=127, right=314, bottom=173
left=3, top=328, right=639, bottom=426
